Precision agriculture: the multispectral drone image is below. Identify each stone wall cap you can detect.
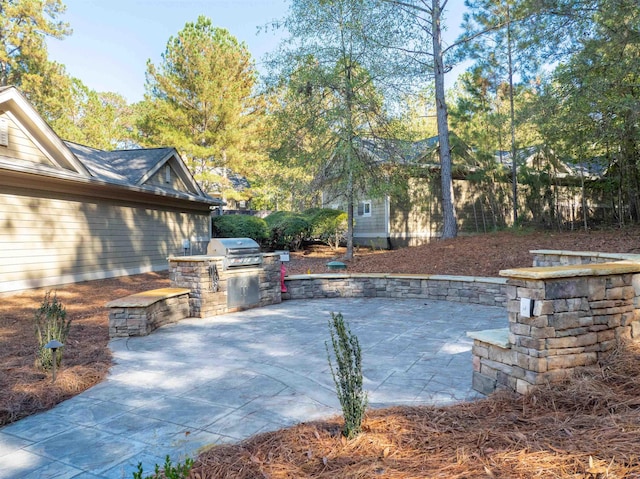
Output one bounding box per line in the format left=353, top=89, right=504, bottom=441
left=467, top=328, right=510, bottom=348
left=106, top=288, right=191, bottom=308
left=284, top=273, right=505, bottom=283
left=530, top=249, right=640, bottom=262
left=500, top=262, right=640, bottom=279
left=168, top=255, right=224, bottom=262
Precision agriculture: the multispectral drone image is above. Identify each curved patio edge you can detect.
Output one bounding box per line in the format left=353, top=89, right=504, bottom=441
left=283, top=273, right=508, bottom=308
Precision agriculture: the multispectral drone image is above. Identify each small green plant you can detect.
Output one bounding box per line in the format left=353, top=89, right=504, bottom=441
left=326, top=312, right=367, bottom=439
left=34, top=291, right=71, bottom=370
left=132, top=455, right=194, bottom=479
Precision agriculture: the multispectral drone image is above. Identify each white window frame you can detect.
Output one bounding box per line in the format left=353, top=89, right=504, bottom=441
left=359, top=200, right=372, bottom=217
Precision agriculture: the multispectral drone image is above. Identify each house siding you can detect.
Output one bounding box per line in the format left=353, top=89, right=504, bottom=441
left=145, top=163, right=189, bottom=192
left=0, top=186, right=210, bottom=294
left=0, top=113, right=52, bottom=166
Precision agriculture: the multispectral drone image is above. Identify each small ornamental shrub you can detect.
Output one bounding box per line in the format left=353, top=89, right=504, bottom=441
left=264, top=211, right=311, bottom=250
left=212, top=214, right=269, bottom=243
left=326, top=312, right=367, bottom=439
left=304, top=208, right=348, bottom=250
left=34, top=291, right=71, bottom=370
left=132, top=455, right=194, bottom=479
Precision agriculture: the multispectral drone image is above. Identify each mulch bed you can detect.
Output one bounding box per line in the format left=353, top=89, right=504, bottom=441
left=193, top=341, right=640, bottom=478
left=0, top=271, right=169, bottom=426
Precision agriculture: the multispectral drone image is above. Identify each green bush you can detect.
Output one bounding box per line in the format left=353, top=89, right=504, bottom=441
left=326, top=312, right=367, bottom=439
left=34, top=291, right=71, bottom=370
left=211, top=214, right=269, bottom=243
left=264, top=211, right=311, bottom=251
left=304, top=208, right=348, bottom=250
left=132, top=455, right=193, bottom=479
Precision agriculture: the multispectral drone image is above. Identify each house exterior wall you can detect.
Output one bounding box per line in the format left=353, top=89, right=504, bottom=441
left=353, top=173, right=601, bottom=249
left=0, top=186, right=211, bottom=294
left=353, top=197, right=389, bottom=248
left=0, top=112, right=51, bottom=166
left=145, top=163, right=189, bottom=192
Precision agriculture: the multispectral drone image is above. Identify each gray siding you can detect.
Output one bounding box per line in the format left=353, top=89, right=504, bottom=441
left=0, top=187, right=210, bottom=293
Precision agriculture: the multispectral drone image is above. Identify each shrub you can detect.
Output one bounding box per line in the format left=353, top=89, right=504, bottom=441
left=304, top=208, right=348, bottom=250
left=211, top=214, right=269, bottom=243
left=132, top=455, right=193, bottom=479
left=326, top=312, right=367, bottom=439
left=34, top=291, right=71, bottom=370
left=264, top=211, right=311, bottom=251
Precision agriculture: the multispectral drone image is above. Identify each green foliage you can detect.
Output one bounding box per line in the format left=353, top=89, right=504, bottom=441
left=264, top=211, right=311, bottom=251
left=211, top=215, right=269, bottom=243
left=303, top=208, right=348, bottom=250
left=326, top=312, right=367, bottom=440
left=132, top=455, right=194, bottom=479
left=34, top=291, right=71, bottom=370
left=0, top=0, right=70, bottom=87
left=138, top=15, right=265, bottom=194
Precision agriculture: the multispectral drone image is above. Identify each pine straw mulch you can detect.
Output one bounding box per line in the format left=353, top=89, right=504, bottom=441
left=192, top=341, right=640, bottom=479
left=286, top=227, right=640, bottom=277
left=0, top=271, right=170, bottom=426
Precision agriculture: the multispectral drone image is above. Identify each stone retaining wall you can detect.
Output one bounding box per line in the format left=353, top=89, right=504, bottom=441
left=107, top=288, right=191, bottom=337
left=470, top=262, right=640, bottom=395
left=283, top=274, right=507, bottom=307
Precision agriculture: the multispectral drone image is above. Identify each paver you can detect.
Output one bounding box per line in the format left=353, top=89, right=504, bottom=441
left=0, top=298, right=503, bottom=478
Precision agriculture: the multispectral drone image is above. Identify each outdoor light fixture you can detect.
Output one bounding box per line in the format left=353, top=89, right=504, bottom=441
left=44, top=339, right=63, bottom=383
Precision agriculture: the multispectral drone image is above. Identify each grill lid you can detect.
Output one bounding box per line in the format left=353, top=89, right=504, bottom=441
left=207, top=237, right=261, bottom=257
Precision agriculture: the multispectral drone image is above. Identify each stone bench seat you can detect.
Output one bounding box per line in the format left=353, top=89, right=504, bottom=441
left=107, top=287, right=191, bottom=338
left=467, top=328, right=510, bottom=348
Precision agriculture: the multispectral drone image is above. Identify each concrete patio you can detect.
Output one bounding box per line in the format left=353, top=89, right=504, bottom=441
left=0, top=297, right=503, bottom=478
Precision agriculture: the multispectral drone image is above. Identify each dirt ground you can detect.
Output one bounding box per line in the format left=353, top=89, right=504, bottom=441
left=286, top=227, right=640, bottom=277
left=0, top=272, right=170, bottom=426
left=3, top=226, right=640, bottom=477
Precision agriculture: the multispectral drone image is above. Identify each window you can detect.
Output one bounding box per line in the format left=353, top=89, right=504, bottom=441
left=0, top=118, right=8, bottom=147
left=357, top=200, right=372, bottom=217
left=165, top=165, right=171, bottom=184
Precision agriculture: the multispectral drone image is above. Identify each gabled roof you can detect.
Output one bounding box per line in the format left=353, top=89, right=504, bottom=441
left=65, top=142, right=171, bottom=184
left=0, top=86, right=221, bottom=207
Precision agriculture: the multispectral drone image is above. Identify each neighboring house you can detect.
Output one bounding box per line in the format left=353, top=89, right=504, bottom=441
left=324, top=137, right=607, bottom=249
left=210, top=166, right=253, bottom=213
left=0, top=86, right=222, bottom=294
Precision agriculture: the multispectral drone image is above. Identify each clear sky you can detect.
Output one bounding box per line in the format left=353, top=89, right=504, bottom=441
left=46, top=0, right=467, bottom=104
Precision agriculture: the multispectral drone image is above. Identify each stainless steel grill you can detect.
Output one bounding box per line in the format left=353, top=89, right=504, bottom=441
left=207, top=237, right=262, bottom=270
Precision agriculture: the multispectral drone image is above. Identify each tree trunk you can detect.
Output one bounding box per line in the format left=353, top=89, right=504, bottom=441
left=432, top=0, right=458, bottom=239
left=506, top=3, right=518, bottom=225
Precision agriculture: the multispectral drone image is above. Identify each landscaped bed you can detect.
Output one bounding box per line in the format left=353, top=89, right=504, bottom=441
left=3, top=226, right=640, bottom=477
left=193, top=342, right=640, bottom=478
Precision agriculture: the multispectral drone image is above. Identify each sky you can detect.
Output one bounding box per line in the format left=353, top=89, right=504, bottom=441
left=46, top=0, right=468, bottom=104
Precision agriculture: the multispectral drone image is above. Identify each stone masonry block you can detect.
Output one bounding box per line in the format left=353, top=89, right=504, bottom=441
left=533, top=300, right=554, bottom=316
left=546, top=332, right=597, bottom=349
left=472, top=371, right=496, bottom=396
left=518, top=314, right=549, bottom=328
left=547, top=352, right=597, bottom=370
left=511, top=323, right=531, bottom=336
left=545, top=278, right=588, bottom=299
left=529, top=326, right=556, bottom=339
left=549, top=311, right=588, bottom=330
left=632, top=274, right=640, bottom=295
left=588, top=278, right=607, bottom=301
left=517, top=287, right=545, bottom=300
